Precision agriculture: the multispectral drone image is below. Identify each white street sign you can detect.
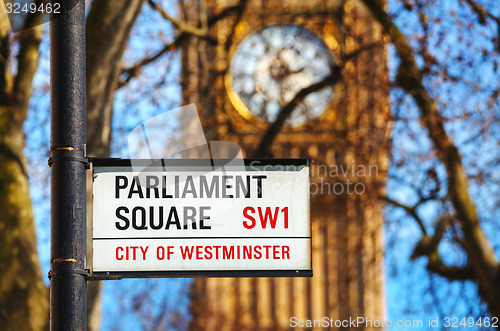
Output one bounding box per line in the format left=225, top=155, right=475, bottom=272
left=91, top=159, right=311, bottom=277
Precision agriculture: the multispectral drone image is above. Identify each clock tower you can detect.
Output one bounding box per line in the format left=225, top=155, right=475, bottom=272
left=182, top=0, right=389, bottom=329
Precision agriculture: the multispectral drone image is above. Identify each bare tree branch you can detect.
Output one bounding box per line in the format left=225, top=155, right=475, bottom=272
left=85, top=1, right=146, bottom=329
left=223, top=0, right=248, bottom=55
left=383, top=196, right=429, bottom=235
left=411, top=215, right=452, bottom=259
left=0, top=35, right=10, bottom=99
left=410, top=215, right=476, bottom=281
left=118, top=3, right=244, bottom=88
left=86, top=0, right=145, bottom=157
left=340, top=41, right=385, bottom=63
left=13, top=6, right=47, bottom=115
left=147, top=0, right=207, bottom=37
left=463, top=0, right=500, bottom=51
left=426, top=255, right=476, bottom=281
left=361, top=0, right=500, bottom=316
left=252, top=42, right=384, bottom=158
left=463, top=0, right=499, bottom=25
left=253, top=66, right=341, bottom=158
left=118, top=36, right=185, bottom=89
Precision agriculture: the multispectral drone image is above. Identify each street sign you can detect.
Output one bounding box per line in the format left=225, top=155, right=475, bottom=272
left=90, top=159, right=311, bottom=278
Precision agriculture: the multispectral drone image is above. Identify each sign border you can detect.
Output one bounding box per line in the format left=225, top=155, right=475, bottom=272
left=88, top=158, right=312, bottom=280
left=89, top=157, right=310, bottom=167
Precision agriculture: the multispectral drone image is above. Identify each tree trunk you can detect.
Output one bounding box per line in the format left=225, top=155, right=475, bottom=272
left=0, top=128, right=48, bottom=331
left=85, top=1, right=144, bottom=329
left=0, top=1, right=145, bottom=329
left=0, top=14, right=48, bottom=331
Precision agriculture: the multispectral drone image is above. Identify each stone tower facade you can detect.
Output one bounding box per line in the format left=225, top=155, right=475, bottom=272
left=181, top=0, right=390, bottom=330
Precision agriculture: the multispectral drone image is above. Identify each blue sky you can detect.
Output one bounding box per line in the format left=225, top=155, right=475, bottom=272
left=21, top=0, right=500, bottom=329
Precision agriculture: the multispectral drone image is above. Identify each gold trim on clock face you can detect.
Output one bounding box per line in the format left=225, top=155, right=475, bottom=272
left=226, top=24, right=336, bottom=126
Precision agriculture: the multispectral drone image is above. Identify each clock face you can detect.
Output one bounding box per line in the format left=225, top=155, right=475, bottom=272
left=227, top=24, right=336, bottom=126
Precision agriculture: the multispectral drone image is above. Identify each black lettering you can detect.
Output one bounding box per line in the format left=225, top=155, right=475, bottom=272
left=128, top=176, right=144, bottom=198
left=146, top=176, right=159, bottom=198
left=132, top=207, right=147, bottom=230
left=200, top=176, right=219, bottom=198
left=149, top=206, right=163, bottom=230
left=222, top=175, right=233, bottom=198
left=166, top=207, right=181, bottom=229
left=252, top=175, right=267, bottom=198
left=182, top=176, right=198, bottom=198
left=183, top=206, right=197, bottom=229
left=162, top=176, right=172, bottom=198
left=115, top=207, right=129, bottom=230
left=174, top=176, right=180, bottom=198
left=200, top=206, right=211, bottom=229
left=235, top=176, right=250, bottom=198
left=115, top=176, right=128, bottom=199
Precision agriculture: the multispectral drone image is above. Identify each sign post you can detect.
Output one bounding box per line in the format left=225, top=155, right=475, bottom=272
left=49, top=1, right=87, bottom=330
left=46, top=0, right=310, bottom=326
left=89, top=159, right=311, bottom=279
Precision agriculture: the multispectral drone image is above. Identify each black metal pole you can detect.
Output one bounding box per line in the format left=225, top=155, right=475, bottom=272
left=49, top=0, right=87, bottom=330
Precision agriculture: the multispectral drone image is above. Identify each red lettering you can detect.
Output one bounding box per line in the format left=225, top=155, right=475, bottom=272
left=116, top=247, right=124, bottom=260
left=282, top=245, right=290, bottom=259
left=258, top=207, right=280, bottom=229
left=281, top=207, right=288, bottom=228
left=196, top=246, right=203, bottom=259
left=167, top=246, right=174, bottom=260
left=254, top=245, right=262, bottom=259
left=204, top=246, right=213, bottom=259
left=242, top=207, right=256, bottom=229
left=180, top=246, right=194, bottom=259
left=140, top=246, right=148, bottom=260
left=273, top=245, right=280, bottom=259
left=213, top=246, right=221, bottom=259
left=243, top=246, right=252, bottom=259
left=157, top=246, right=165, bottom=260
left=263, top=245, right=272, bottom=259
left=130, top=246, right=139, bottom=260
left=116, top=246, right=149, bottom=260
left=223, top=246, right=234, bottom=259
